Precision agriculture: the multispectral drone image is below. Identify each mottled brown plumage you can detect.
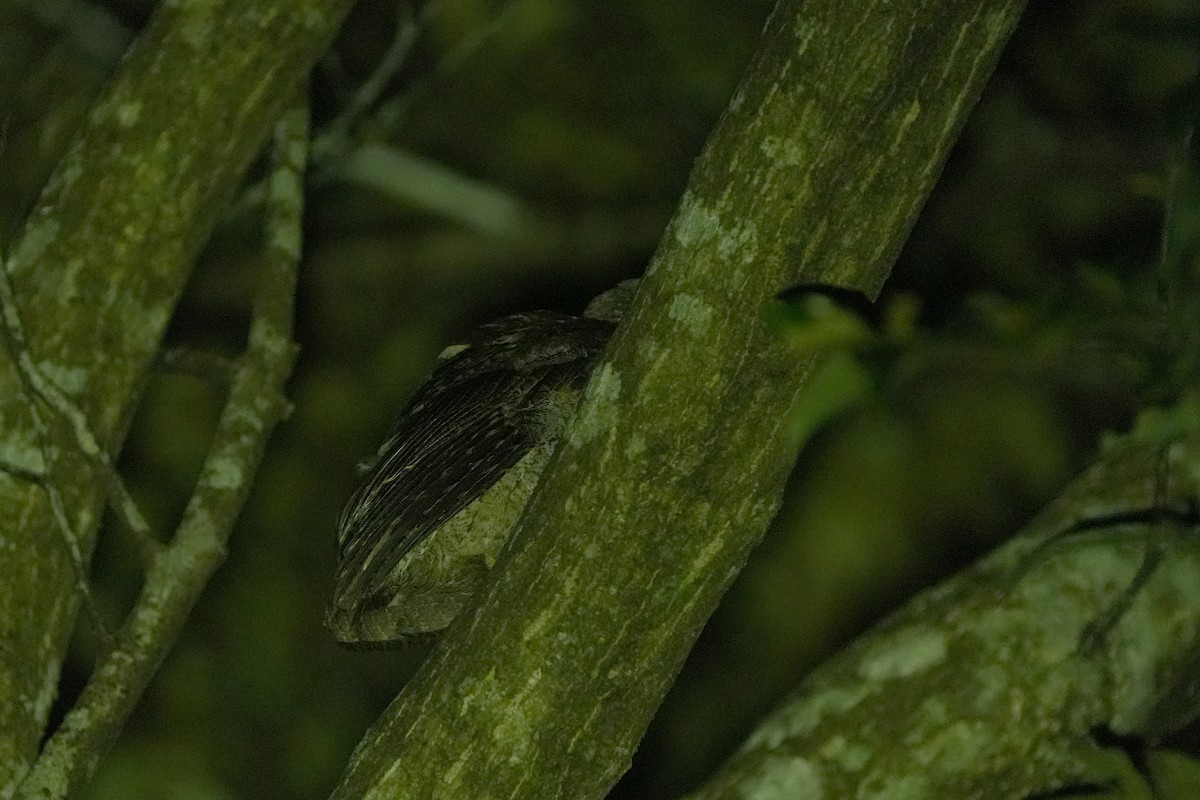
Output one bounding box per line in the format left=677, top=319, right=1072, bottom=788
left=328, top=282, right=636, bottom=647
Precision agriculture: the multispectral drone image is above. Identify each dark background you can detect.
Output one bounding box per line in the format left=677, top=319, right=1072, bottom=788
left=2, top=0, right=1198, bottom=796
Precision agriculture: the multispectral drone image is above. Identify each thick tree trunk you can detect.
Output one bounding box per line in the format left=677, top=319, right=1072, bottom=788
left=330, top=1, right=1028, bottom=797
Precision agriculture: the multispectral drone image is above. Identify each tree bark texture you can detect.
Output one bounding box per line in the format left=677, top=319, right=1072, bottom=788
left=331, top=1, right=1029, bottom=798
left=0, top=2, right=354, bottom=793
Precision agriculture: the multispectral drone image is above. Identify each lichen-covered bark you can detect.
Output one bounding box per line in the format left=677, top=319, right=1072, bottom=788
left=331, top=1, right=1028, bottom=798
left=12, top=101, right=306, bottom=800
left=0, top=3, right=353, bottom=793
left=684, top=402, right=1200, bottom=799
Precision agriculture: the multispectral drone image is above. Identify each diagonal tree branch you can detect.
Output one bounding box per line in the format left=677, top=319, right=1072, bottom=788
left=685, top=400, right=1200, bottom=799
left=331, top=1, right=1029, bottom=797
left=13, top=100, right=308, bottom=798
left=686, top=81, right=1200, bottom=800
left=0, top=1, right=355, bottom=793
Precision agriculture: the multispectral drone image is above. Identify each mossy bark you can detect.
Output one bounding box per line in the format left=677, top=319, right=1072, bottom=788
left=0, top=2, right=353, bottom=793
left=685, top=402, right=1200, bottom=799
left=331, top=1, right=1028, bottom=798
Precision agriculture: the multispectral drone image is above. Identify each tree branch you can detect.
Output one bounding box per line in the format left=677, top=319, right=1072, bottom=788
left=0, top=1, right=354, bottom=792
left=330, top=1, right=1028, bottom=797
left=685, top=399, right=1200, bottom=799
left=13, top=100, right=308, bottom=798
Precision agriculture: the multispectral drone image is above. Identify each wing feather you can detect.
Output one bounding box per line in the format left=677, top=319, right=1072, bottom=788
left=332, top=310, right=614, bottom=614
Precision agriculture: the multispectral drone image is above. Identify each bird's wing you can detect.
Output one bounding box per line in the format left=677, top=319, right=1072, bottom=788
left=333, top=311, right=614, bottom=613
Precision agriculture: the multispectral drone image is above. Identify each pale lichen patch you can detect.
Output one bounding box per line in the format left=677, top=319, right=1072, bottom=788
left=760, top=134, right=807, bottom=167
left=728, top=86, right=746, bottom=114
left=57, top=161, right=84, bottom=195
left=739, top=754, right=823, bottom=800
left=674, top=190, right=721, bottom=249
left=116, top=101, right=142, bottom=128
left=625, top=433, right=646, bottom=460
left=568, top=363, right=621, bottom=447
left=862, top=773, right=929, bottom=799
left=36, top=361, right=89, bottom=396
left=205, top=455, right=246, bottom=491
left=717, top=217, right=759, bottom=264
left=32, top=657, right=61, bottom=736
left=176, top=2, right=217, bottom=50
left=673, top=190, right=760, bottom=265
left=890, top=99, right=923, bottom=153
left=857, top=626, right=947, bottom=682
left=668, top=292, right=715, bottom=339
left=0, top=430, right=45, bottom=476
left=270, top=165, right=302, bottom=208
left=685, top=506, right=724, bottom=578
left=7, top=219, right=61, bottom=277
left=821, top=735, right=871, bottom=772
left=271, top=220, right=302, bottom=261
left=923, top=721, right=989, bottom=773
left=636, top=336, right=670, bottom=375
left=903, top=99, right=922, bottom=127
left=523, top=606, right=557, bottom=643
left=269, top=170, right=303, bottom=260
left=492, top=667, right=546, bottom=764
left=794, top=18, right=816, bottom=53
left=744, top=686, right=868, bottom=750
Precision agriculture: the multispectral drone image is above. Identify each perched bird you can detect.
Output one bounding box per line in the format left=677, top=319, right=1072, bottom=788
left=327, top=280, right=638, bottom=647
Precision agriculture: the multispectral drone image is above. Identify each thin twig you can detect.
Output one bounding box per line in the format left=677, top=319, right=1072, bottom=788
left=153, top=346, right=236, bottom=389
left=317, top=0, right=420, bottom=153
left=229, top=2, right=524, bottom=230
left=373, top=0, right=521, bottom=130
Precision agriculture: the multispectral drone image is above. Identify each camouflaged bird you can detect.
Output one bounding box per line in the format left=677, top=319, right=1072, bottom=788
left=326, top=280, right=637, bottom=647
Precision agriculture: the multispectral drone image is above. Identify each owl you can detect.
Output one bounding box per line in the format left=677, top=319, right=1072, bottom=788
left=327, top=280, right=636, bottom=646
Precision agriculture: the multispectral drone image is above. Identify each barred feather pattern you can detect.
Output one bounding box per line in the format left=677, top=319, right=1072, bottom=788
left=327, top=310, right=617, bottom=646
